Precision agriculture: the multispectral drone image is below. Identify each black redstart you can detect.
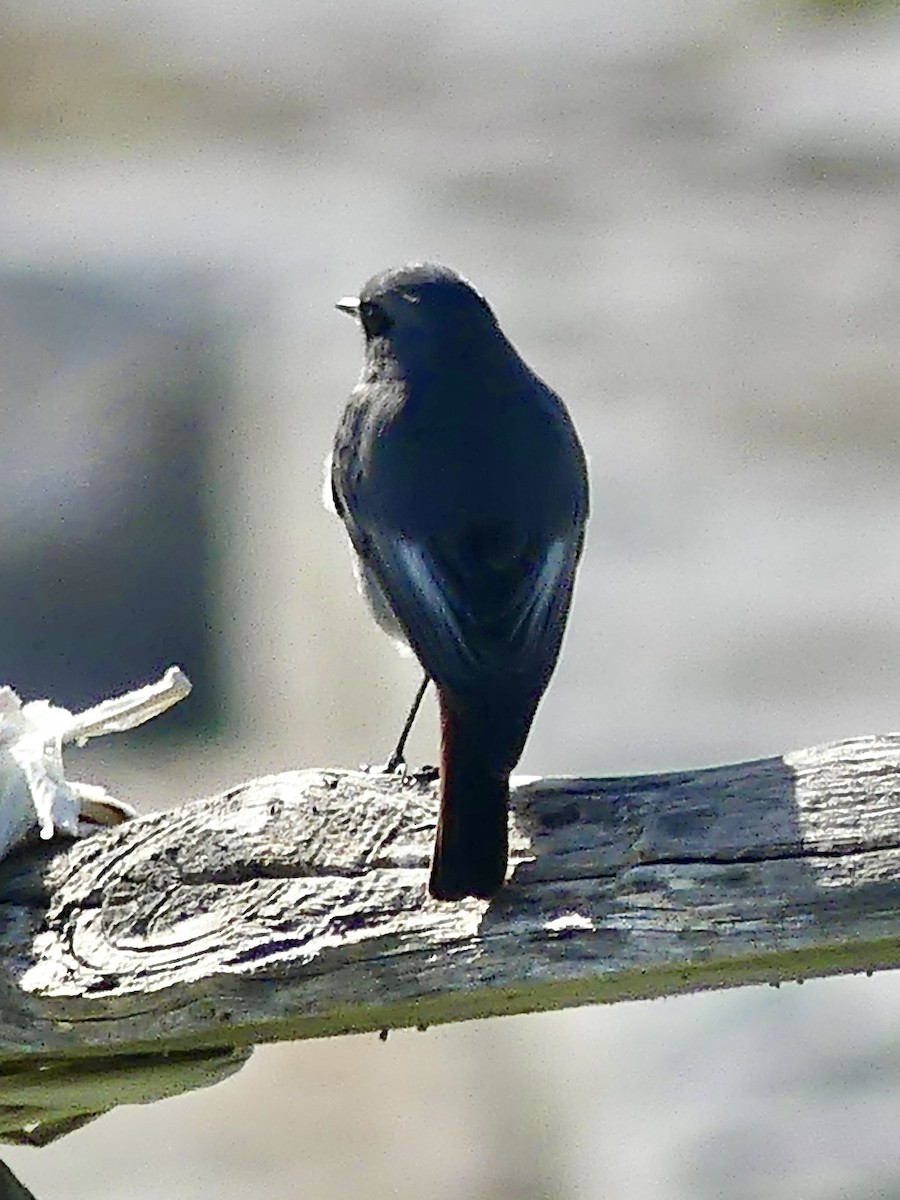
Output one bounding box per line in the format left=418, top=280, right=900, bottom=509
left=329, top=263, right=589, bottom=900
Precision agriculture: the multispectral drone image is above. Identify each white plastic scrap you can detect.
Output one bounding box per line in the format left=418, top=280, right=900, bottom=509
left=0, top=666, right=191, bottom=860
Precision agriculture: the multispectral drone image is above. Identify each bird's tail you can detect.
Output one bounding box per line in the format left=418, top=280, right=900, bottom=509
left=429, top=695, right=509, bottom=901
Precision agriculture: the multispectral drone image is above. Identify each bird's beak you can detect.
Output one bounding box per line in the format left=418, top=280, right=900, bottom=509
left=335, top=296, right=360, bottom=317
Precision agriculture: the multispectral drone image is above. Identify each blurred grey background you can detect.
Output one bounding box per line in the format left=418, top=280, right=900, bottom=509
left=4, top=0, right=900, bottom=1196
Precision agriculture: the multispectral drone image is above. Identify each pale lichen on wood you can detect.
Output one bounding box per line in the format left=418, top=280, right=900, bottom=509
left=2, top=733, right=900, bottom=1145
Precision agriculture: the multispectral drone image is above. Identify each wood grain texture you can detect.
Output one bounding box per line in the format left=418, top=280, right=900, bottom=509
left=2, top=733, right=900, bottom=1144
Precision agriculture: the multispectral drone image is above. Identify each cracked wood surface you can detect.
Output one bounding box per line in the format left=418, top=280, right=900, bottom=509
left=1, top=732, right=900, bottom=1145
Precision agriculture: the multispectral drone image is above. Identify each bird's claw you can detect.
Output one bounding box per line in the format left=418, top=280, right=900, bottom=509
left=362, top=757, right=409, bottom=777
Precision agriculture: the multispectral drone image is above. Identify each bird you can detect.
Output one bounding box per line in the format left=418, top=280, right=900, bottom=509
left=329, top=263, right=589, bottom=901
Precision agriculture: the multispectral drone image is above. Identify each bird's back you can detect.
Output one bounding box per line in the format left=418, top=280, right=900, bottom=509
left=352, top=356, right=587, bottom=541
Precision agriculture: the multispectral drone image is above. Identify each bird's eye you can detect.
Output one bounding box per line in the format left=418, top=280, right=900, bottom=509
left=359, top=300, right=392, bottom=336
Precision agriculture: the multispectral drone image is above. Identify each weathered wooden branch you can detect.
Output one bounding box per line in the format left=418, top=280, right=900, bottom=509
left=2, top=732, right=900, bottom=1146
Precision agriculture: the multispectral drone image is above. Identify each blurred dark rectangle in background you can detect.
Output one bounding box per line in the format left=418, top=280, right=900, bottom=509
left=0, top=271, right=228, bottom=734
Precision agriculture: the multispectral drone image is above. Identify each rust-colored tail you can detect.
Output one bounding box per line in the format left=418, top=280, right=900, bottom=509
left=429, top=693, right=509, bottom=901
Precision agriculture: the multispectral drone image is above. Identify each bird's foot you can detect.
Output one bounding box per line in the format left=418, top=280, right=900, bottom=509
left=409, top=763, right=439, bottom=784
left=360, top=759, right=438, bottom=785
left=362, top=755, right=409, bottom=777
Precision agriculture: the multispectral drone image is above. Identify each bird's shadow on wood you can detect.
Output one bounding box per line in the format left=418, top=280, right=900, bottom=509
left=497, top=753, right=824, bottom=916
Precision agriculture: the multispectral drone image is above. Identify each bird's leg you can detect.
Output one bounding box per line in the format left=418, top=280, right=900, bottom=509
left=384, top=674, right=430, bottom=773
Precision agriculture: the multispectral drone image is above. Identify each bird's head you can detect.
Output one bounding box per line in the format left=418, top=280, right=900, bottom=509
left=336, top=263, right=498, bottom=354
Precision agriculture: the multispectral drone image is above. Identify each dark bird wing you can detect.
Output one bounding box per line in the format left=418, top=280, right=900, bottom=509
left=346, top=515, right=584, bottom=756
